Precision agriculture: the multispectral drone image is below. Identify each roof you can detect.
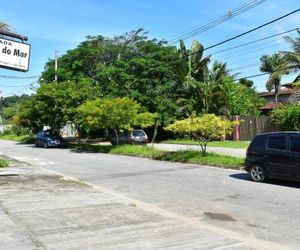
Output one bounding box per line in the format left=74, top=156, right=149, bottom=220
left=281, top=83, right=294, bottom=88
left=259, top=89, right=295, bottom=97
left=259, top=102, right=280, bottom=110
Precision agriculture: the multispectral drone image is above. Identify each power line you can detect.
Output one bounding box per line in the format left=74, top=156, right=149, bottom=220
left=217, top=43, right=290, bottom=63
left=210, top=27, right=299, bottom=56
left=234, top=73, right=268, bottom=81
left=230, top=63, right=259, bottom=72
left=204, top=8, right=300, bottom=51
left=0, top=74, right=40, bottom=79
left=168, top=8, right=300, bottom=66
left=168, top=0, right=267, bottom=44
left=0, top=84, right=31, bottom=88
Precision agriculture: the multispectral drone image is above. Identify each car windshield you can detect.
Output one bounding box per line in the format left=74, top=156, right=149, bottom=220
left=45, top=131, right=60, bottom=137
left=133, top=130, right=145, bottom=137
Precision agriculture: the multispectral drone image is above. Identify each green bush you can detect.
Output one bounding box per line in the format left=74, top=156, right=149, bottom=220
left=0, top=159, right=9, bottom=168
left=270, top=103, right=300, bottom=131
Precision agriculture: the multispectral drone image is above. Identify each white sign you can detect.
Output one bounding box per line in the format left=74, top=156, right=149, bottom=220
left=0, top=37, right=31, bottom=72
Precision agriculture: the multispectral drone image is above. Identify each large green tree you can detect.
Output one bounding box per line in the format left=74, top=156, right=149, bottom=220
left=40, top=29, right=178, bottom=128
left=76, top=97, right=156, bottom=144
left=13, top=79, right=99, bottom=133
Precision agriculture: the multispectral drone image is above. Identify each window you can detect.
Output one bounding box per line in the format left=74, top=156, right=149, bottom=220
left=133, top=130, right=145, bottom=137
left=250, top=135, right=267, bottom=150
left=290, top=136, right=300, bottom=153
left=267, top=136, right=286, bottom=150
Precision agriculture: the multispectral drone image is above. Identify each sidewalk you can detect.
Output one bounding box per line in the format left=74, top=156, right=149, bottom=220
left=152, top=143, right=247, bottom=158
left=0, top=157, right=253, bottom=249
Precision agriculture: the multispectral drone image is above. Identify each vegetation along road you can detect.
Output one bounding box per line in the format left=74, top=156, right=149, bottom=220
left=0, top=139, right=300, bottom=249
left=152, top=143, right=247, bottom=158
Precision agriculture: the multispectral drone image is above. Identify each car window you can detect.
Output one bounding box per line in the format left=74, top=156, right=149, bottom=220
left=290, top=136, right=300, bottom=153
left=119, top=132, right=131, bottom=137
left=249, top=135, right=266, bottom=151
left=267, top=135, right=286, bottom=151
left=133, top=130, right=145, bottom=137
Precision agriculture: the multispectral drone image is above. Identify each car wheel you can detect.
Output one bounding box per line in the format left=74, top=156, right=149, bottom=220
left=249, top=163, right=267, bottom=182
left=35, top=141, right=39, bottom=147
left=43, top=142, right=48, bottom=148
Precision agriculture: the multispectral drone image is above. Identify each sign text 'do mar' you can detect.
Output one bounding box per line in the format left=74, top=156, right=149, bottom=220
left=0, top=37, right=31, bottom=72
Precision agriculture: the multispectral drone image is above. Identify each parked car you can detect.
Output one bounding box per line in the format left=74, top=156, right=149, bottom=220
left=245, top=132, right=300, bottom=182
left=35, top=130, right=65, bottom=148
left=110, top=129, right=148, bottom=145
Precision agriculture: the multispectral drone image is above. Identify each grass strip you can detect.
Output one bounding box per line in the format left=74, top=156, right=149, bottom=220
left=0, top=134, right=34, bottom=144
left=162, top=139, right=250, bottom=149
left=73, top=144, right=244, bottom=169
left=155, top=151, right=244, bottom=169
left=0, top=159, right=9, bottom=168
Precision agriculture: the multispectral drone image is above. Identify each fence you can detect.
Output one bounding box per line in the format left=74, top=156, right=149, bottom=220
left=237, top=116, right=279, bottom=141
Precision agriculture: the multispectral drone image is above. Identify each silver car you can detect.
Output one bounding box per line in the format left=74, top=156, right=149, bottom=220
left=111, top=129, right=148, bottom=145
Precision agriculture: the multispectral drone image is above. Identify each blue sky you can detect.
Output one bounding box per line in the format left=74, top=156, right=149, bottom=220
left=0, top=0, right=299, bottom=96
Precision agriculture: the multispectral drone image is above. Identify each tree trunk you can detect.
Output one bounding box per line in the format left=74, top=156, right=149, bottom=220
left=113, top=129, right=119, bottom=145
left=275, top=92, right=278, bottom=104
left=151, top=121, right=159, bottom=148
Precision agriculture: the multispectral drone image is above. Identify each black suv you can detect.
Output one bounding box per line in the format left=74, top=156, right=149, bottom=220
left=245, top=132, right=300, bottom=182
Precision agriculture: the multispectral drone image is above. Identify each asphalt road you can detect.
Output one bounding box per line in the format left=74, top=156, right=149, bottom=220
left=1, top=139, right=300, bottom=249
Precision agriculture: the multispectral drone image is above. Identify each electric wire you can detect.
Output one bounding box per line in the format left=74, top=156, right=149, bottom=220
left=168, top=0, right=267, bottom=43
left=0, top=84, right=31, bottom=88
left=209, top=28, right=299, bottom=56
left=204, top=8, right=300, bottom=51
left=0, top=74, right=40, bottom=79
left=234, top=73, right=268, bottom=81
left=167, top=0, right=262, bottom=41
left=167, top=9, right=300, bottom=67
left=217, top=43, right=290, bottom=63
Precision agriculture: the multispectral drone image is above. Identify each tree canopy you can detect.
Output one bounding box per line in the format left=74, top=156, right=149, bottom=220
left=11, top=29, right=266, bottom=136
left=165, top=114, right=236, bottom=154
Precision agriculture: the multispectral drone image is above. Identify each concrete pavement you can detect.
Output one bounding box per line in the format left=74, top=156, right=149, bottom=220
left=0, top=156, right=254, bottom=250
left=151, top=143, right=247, bottom=158
left=1, top=139, right=299, bottom=249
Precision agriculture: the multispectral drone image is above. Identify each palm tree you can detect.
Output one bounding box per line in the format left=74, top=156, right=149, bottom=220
left=0, top=22, right=13, bottom=32
left=260, top=53, right=288, bottom=104
left=176, top=40, right=211, bottom=116
left=208, top=61, right=237, bottom=115
left=282, top=29, right=300, bottom=82
left=176, top=39, right=211, bottom=83
left=188, top=40, right=211, bottom=82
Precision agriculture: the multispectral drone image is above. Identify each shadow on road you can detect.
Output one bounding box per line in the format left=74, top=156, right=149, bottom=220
left=230, top=173, right=300, bottom=189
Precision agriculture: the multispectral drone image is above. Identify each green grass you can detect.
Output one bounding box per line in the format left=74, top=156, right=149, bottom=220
left=155, top=151, right=244, bottom=169
left=0, top=134, right=34, bottom=144
left=71, top=143, right=244, bottom=169
left=0, top=159, right=9, bottom=168
left=162, top=139, right=250, bottom=149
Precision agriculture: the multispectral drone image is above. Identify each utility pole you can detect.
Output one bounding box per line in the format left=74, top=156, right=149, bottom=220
left=54, top=50, right=59, bottom=82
